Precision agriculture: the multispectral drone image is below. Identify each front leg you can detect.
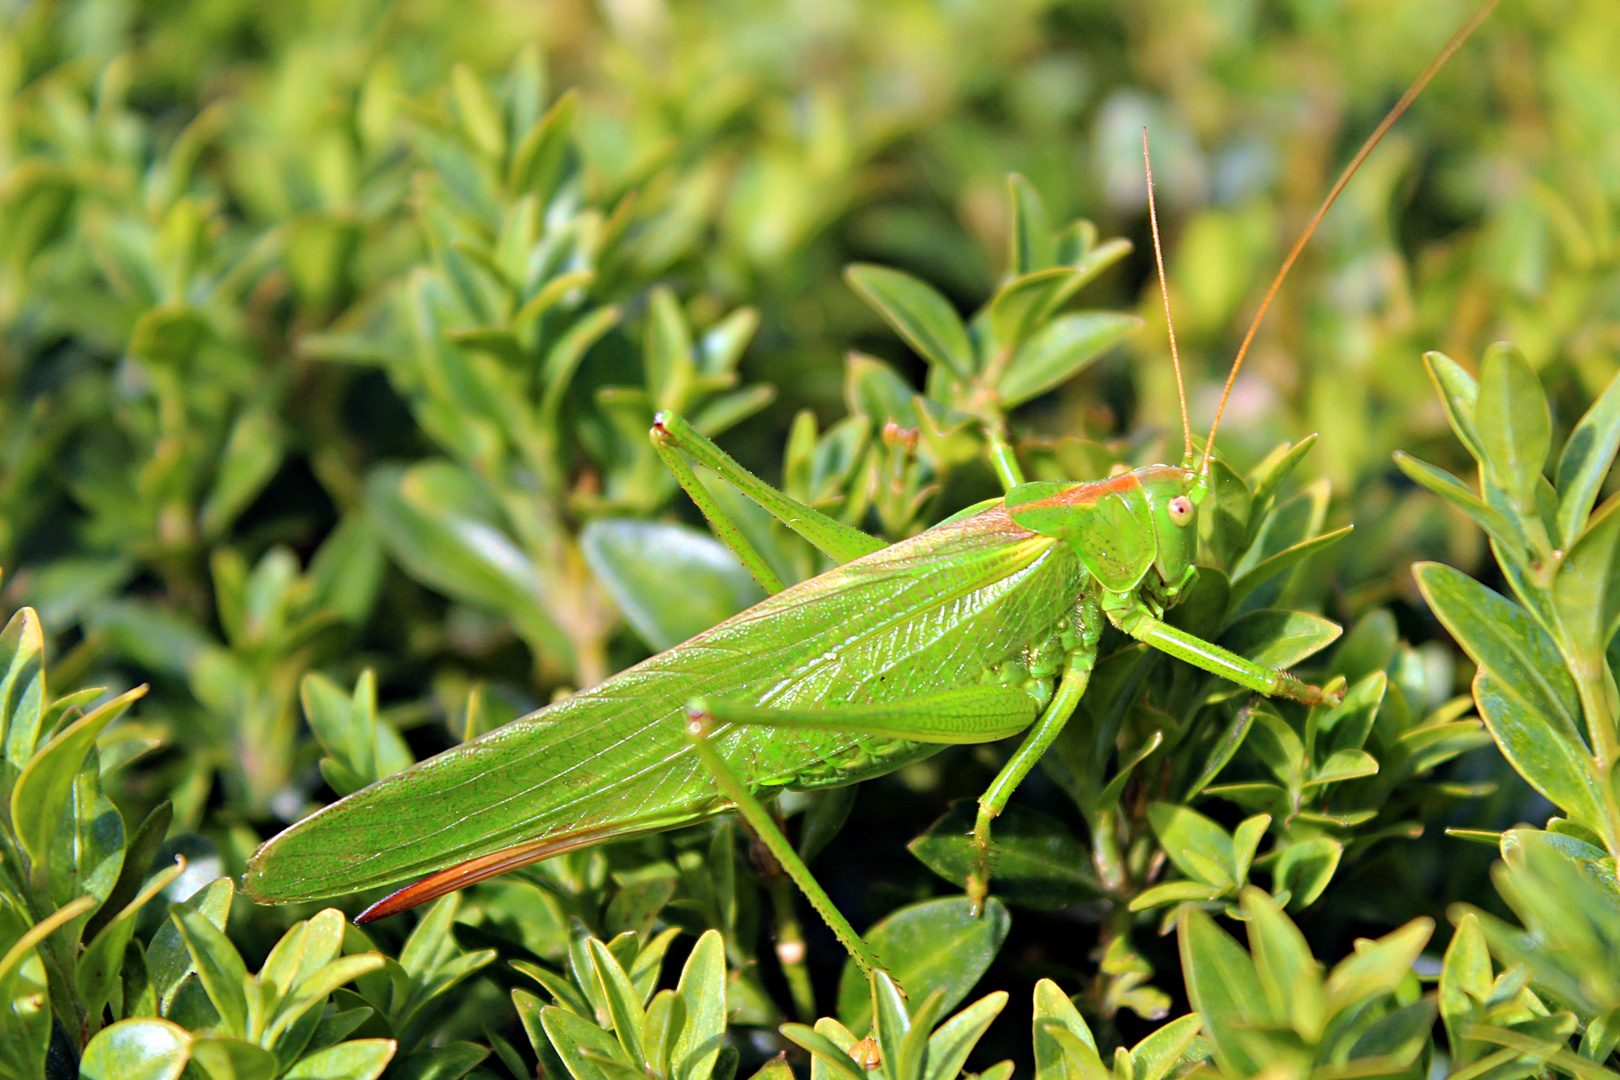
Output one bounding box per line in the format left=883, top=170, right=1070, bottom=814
left=1102, top=591, right=1344, bottom=707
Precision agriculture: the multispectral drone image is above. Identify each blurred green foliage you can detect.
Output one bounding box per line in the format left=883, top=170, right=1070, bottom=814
left=0, top=0, right=1618, bottom=1076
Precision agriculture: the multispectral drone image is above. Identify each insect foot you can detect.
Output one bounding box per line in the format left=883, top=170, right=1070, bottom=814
left=683, top=698, right=717, bottom=739
left=967, top=804, right=1001, bottom=916
left=1278, top=673, right=1347, bottom=708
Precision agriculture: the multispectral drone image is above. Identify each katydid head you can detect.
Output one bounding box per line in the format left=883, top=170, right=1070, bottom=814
left=1013, top=4, right=1496, bottom=598
left=1141, top=466, right=1204, bottom=587
left=1006, top=462, right=1207, bottom=596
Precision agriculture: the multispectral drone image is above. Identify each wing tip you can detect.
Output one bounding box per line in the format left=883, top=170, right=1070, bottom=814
left=350, top=823, right=648, bottom=923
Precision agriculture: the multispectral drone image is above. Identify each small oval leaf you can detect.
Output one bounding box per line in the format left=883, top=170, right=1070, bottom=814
left=581, top=520, right=764, bottom=651
left=836, top=897, right=1009, bottom=1031
left=81, top=1018, right=193, bottom=1080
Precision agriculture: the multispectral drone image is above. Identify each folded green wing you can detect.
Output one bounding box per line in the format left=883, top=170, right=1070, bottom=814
left=246, top=505, right=1083, bottom=903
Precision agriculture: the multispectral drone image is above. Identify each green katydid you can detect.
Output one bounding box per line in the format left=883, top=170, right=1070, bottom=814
left=243, top=3, right=1495, bottom=978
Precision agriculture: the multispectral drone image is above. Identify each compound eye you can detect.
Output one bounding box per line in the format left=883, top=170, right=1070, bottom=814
left=1168, top=495, right=1194, bottom=526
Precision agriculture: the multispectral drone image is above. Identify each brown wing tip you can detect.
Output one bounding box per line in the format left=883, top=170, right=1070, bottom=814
left=351, top=838, right=560, bottom=923
left=351, top=824, right=637, bottom=924
left=356, top=877, right=452, bottom=924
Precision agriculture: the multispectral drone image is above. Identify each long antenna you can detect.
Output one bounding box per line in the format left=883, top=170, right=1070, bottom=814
left=1143, top=129, right=1193, bottom=464
left=1200, top=0, right=1502, bottom=475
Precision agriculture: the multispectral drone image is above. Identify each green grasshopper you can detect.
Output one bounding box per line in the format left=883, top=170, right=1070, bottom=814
left=244, top=5, right=1494, bottom=978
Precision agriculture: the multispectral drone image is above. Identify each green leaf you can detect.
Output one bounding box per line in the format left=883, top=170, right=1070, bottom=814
left=281, top=1039, right=397, bottom=1080
left=169, top=902, right=250, bottom=1038
left=364, top=462, right=570, bottom=666
left=1147, top=802, right=1233, bottom=887
left=79, top=858, right=186, bottom=1024
left=645, top=286, right=696, bottom=413
left=610, top=885, right=677, bottom=950
left=1555, top=367, right=1620, bottom=547
left=697, top=307, right=760, bottom=377
left=1217, top=609, right=1341, bottom=672
left=47, top=736, right=124, bottom=918
left=1181, top=706, right=1254, bottom=801
left=779, top=1024, right=866, bottom=1080
left=1412, top=562, right=1583, bottom=738
left=129, top=305, right=207, bottom=365
left=1273, top=838, right=1342, bottom=908
left=1468, top=831, right=1620, bottom=1019
left=581, top=519, right=764, bottom=651
left=1323, top=916, right=1433, bottom=1010
left=1007, top=174, right=1054, bottom=274
left=1424, top=351, right=1485, bottom=464
left=385, top=1042, right=490, bottom=1080
left=1332, top=610, right=1399, bottom=686
left=1393, top=452, right=1529, bottom=556
left=1317, top=672, right=1387, bottom=758
left=1475, top=670, right=1607, bottom=834
left=508, top=89, right=578, bottom=201
left=0, top=608, right=46, bottom=766
left=544, top=1004, right=633, bottom=1080
left=998, top=312, right=1139, bottom=408
left=1241, top=722, right=1309, bottom=795
left=837, top=897, right=1009, bottom=1031
left=10, top=684, right=144, bottom=875
left=1554, top=492, right=1620, bottom=666
left=1093, top=731, right=1166, bottom=817
left=301, top=672, right=380, bottom=796
left=0, top=896, right=83, bottom=1079
left=1414, top=563, right=1600, bottom=827
left=81, top=1018, right=193, bottom=1080
left=989, top=267, right=1074, bottom=354
left=1440, top=914, right=1491, bottom=1059
left=672, top=930, right=726, bottom=1080
left=908, top=803, right=1101, bottom=909
left=1058, top=235, right=1132, bottom=306
left=1177, top=905, right=1271, bottom=1075
left=1128, top=880, right=1227, bottom=911
left=1346, top=997, right=1437, bottom=1068
left=1039, top=1023, right=1109, bottom=1080
left=267, top=954, right=388, bottom=1050
left=1032, top=978, right=1098, bottom=1080
left=845, top=264, right=975, bottom=379
left=200, top=408, right=285, bottom=539
left=1239, top=887, right=1324, bottom=1040
left=642, top=990, right=678, bottom=1079
left=1204, top=460, right=1253, bottom=569
left=1228, top=526, right=1353, bottom=610
left=872, top=970, right=914, bottom=1080
left=149, top=877, right=233, bottom=1012
left=84, top=800, right=174, bottom=946
left=302, top=1006, right=374, bottom=1059
left=516, top=958, right=593, bottom=1018
left=1129, top=1014, right=1203, bottom=1080
left=1231, top=814, right=1270, bottom=883
left=1247, top=435, right=1319, bottom=515
left=190, top=1037, right=278, bottom=1080
left=924, top=991, right=1007, bottom=1080
left=450, top=62, right=505, bottom=157
left=1476, top=343, right=1550, bottom=511
left=745, top=1054, right=794, bottom=1080
left=588, top=938, right=646, bottom=1066
left=1306, top=749, right=1379, bottom=788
